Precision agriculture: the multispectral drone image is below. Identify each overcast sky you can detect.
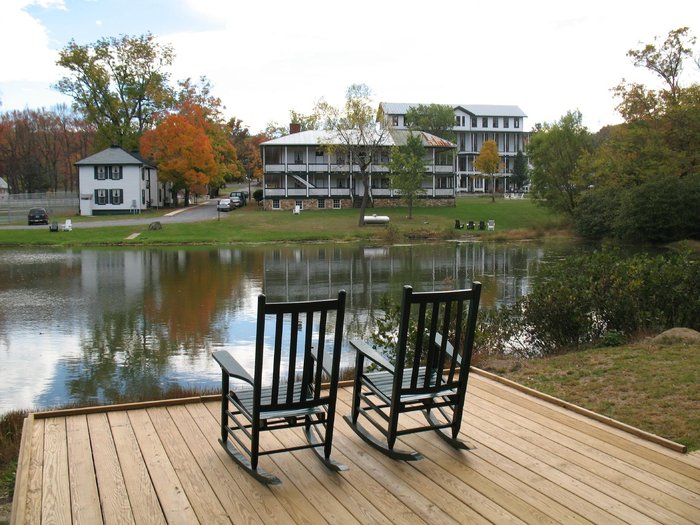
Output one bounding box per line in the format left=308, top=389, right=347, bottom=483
left=1, top=0, right=699, bottom=134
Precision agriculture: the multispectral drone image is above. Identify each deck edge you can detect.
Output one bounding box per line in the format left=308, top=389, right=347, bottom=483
left=10, top=415, right=34, bottom=525
left=471, top=366, right=688, bottom=454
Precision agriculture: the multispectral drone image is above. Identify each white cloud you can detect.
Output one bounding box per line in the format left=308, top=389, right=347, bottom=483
left=0, top=1, right=64, bottom=83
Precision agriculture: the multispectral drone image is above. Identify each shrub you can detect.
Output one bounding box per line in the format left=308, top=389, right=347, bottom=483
left=480, top=248, right=700, bottom=355
left=252, top=188, right=264, bottom=203
left=614, top=174, right=700, bottom=243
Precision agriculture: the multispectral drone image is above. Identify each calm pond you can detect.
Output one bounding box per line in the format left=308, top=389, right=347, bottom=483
left=0, top=241, right=581, bottom=413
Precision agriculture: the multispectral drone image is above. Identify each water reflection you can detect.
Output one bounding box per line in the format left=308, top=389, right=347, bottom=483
left=0, top=242, right=572, bottom=413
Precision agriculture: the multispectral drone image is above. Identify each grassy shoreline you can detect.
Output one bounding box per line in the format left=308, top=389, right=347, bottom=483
left=0, top=196, right=568, bottom=246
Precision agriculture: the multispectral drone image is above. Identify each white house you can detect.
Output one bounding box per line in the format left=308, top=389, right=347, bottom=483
left=260, top=128, right=456, bottom=211
left=0, top=177, right=8, bottom=199
left=75, top=146, right=169, bottom=216
left=379, top=102, right=528, bottom=193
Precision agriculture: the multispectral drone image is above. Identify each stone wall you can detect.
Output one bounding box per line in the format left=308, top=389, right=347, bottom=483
left=263, top=196, right=455, bottom=211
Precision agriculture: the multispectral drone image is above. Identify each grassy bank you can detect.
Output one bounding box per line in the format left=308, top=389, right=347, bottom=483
left=0, top=196, right=567, bottom=246
left=477, top=339, right=700, bottom=451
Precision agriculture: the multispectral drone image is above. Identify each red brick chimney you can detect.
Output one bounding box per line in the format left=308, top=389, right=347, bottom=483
left=289, top=122, right=301, bottom=134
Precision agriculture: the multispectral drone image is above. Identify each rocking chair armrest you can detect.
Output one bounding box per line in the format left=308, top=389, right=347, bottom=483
left=309, top=346, right=334, bottom=376
left=212, top=350, right=254, bottom=385
left=350, top=339, right=395, bottom=373
left=434, top=332, right=461, bottom=366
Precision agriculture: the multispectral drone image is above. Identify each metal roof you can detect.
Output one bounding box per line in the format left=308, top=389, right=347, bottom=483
left=380, top=101, right=527, bottom=118
left=75, top=146, right=155, bottom=167
left=260, top=129, right=455, bottom=148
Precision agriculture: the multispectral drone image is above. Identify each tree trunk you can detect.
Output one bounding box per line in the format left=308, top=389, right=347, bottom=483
left=491, top=174, right=496, bottom=203
left=357, top=171, right=371, bottom=226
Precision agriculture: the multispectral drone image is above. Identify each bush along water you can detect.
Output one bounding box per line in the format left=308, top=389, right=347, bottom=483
left=477, top=248, right=700, bottom=356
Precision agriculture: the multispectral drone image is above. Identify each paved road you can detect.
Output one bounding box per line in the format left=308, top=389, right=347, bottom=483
left=0, top=196, right=240, bottom=230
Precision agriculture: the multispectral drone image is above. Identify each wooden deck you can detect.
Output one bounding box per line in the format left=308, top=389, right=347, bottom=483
left=12, top=370, right=700, bottom=524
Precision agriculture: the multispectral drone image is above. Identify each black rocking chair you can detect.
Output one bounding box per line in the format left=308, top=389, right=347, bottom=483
left=345, top=283, right=481, bottom=460
left=213, top=290, right=348, bottom=484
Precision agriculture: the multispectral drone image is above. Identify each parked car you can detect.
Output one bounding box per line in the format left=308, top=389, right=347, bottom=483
left=229, top=191, right=247, bottom=206
left=217, top=198, right=234, bottom=212
left=28, top=207, right=49, bottom=225
left=229, top=195, right=243, bottom=208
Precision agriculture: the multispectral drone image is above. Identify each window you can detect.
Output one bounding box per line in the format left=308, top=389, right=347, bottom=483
left=333, top=199, right=341, bottom=209
left=471, top=116, right=477, bottom=127
left=272, top=199, right=280, bottom=209
left=462, top=116, right=466, bottom=126
left=437, top=177, right=453, bottom=189
left=514, top=118, right=520, bottom=128
left=110, top=189, right=123, bottom=205
left=95, top=166, right=107, bottom=180
left=294, top=152, right=303, bottom=164
left=503, top=117, right=509, bottom=129
left=493, top=117, right=499, bottom=128
left=110, top=166, right=122, bottom=180
left=482, top=117, right=488, bottom=127
left=295, top=199, right=303, bottom=210
left=391, top=115, right=399, bottom=126
left=315, top=149, right=324, bottom=157
left=318, top=199, right=325, bottom=209
left=455, top=116, right=460, bottom=126
left=335, top=154, right=345, bottom=165
left=94, top=189, right=108, bottom=205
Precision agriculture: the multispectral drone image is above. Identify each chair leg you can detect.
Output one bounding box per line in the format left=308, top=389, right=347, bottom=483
left=219, top=438, right=281, bottom=485
left=304, top=419, right=348, bottom=472
left=423, top=409, right=471, bottom=451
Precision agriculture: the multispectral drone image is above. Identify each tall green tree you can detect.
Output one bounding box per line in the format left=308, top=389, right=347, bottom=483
left=316, top=84, right=392, bottom=226
left=510, top=150, right=529, bottom=190
left=527, top=111, right=592, bottom=215
left=56, top=33, right=174, bottom=150
left=475, top=139, right=501, bottom=202
left=388, top=133, right=427, bottom=218
left=403, top=104, right=455, bottom=141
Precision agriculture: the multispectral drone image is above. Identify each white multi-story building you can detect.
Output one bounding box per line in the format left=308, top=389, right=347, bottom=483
left=260, top=128, right=456, bottom=211
left=379, top=103, right=528, bottom=193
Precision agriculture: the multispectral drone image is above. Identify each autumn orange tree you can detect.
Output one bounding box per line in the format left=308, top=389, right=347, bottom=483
left=140, top=113, right=216, bottom=205
left=177, top=79, right=243, bottom=194
left=475, top=139, right=502, bottom=202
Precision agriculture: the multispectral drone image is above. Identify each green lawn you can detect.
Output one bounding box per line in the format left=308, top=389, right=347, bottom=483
left=0, top=196, right=568, bottom=246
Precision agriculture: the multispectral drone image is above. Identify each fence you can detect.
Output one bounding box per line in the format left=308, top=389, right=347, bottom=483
left=0, top=192, right=80, bottom=224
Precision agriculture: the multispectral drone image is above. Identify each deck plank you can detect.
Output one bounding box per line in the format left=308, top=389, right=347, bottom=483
left=126, top=409, right=200, bottom=525
left=185, top=402, right=297, bottom=524
left=468, top=384, right=700, bottom=522
left=86, top=413, right=135, bottom=525
left=145, top=406, right=232, bottom=524
left=65, top=415, right=102, bottom=524
left=23, top=417, right=44, bottom=525
left=337, top=387, right=585, bottom=525
left=165, top=404, right=262, bottom=524
left=107, top=411, right=167, bottom=525
left=41, top=417, right=71, bottom=524
left=472, top=375, right=700, bottom=485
